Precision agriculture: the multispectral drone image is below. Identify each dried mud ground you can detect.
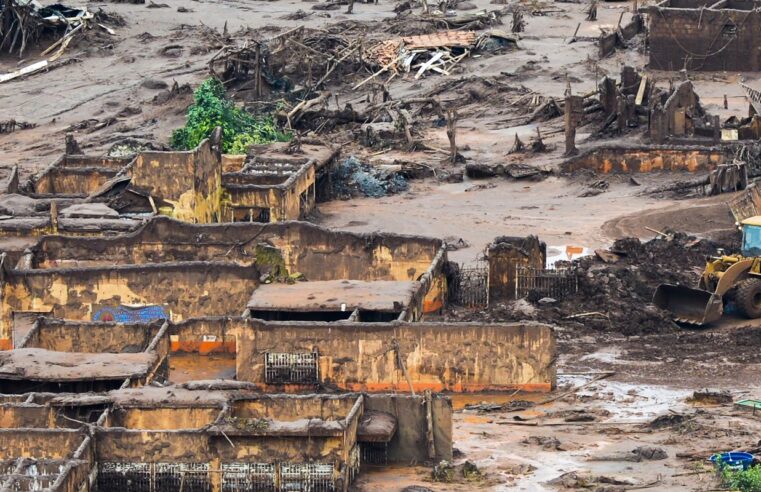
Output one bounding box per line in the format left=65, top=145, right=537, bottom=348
left=354, top=320, right=761, bottom=491
left=2, top=0, right=761, bottom=490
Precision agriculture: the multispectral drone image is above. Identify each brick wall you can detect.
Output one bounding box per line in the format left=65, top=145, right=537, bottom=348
left=647, top=7, right=761, bottom=71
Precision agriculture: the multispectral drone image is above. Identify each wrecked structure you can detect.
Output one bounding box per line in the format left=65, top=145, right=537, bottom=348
left=598, top=11, right=645, bottom=58
left=0, top=134, right=339, bottom=231
left=0, top=217, right=556, bottom=393
left=487, top=236, right=547, bottom=301
left=642, top=0, right=761, bottom=72
left=0, top=387, right=452, bottom=491
left=0, top=213, right=557, bottom=489
left=220, top=143, right=338, bottom=223
left=561, top=66, right=761, bottom=194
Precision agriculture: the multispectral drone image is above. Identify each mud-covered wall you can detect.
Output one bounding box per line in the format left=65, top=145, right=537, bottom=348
left=23, top=154, right=131, bottom=197
left=232, top=396, right=359, bottom=421
left=33, top=168, right=118, bottom=196
left=61, top=155, right=133, bottom=170
left=222, top=163, right=316, bottom=222
left=0, top=404, right=53, bottom=428
left=32, top=217, right=444, bottom=283
left=130, top=139, right=223, bottom=223
left=488, top=236, right=547, bottom=301
left=95, top=430, right=345, bottom=464
left=365, top=394, right=452, bottom=463
left=562, top=145, right=724, bottom=173
left=222, top=154, right=246, bottom=173
left=0, top=429, right=84, bottom=459
left=23, top=319, right=162, bottom=353
left=0, top=263, right=257, bottom=343
left=267, top=224, right=443, bottom=282
left=110, top=407, right=222, bottom=430
left=646, top=5, right=761, bottom=71
left=169, top=317, right=237, bottom=353
left=131, top=151, right=193, bottom=201
left=231, top=319, right=556, bottom=392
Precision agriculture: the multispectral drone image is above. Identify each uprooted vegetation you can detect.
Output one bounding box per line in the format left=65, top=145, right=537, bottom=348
left=170, top=77, right=290, bottom=153
left=204, top=22, right=519, bottom=155
left=0, top=1, right=121, bottom=59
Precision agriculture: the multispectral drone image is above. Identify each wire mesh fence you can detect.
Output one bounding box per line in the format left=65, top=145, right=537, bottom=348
left=448, top=261, right=489, bottom=308
left=97, top=461, right=338, bottom=491
left=264, top=352, right=319, bottom=384
left=222, top=463, right=276, bottom=491
left=515, top=266, right=577, bottom=300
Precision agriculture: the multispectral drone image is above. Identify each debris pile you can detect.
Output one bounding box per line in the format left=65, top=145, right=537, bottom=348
left=331, top=156, right=408, bottom=198
left=0, top=1, right=123, bottom=84
left=0, top=119, right=35, bottom=134
left=551, top=233, right=727, bottom=334
left=451, top=232, right=735, bottom=335
left=0, top=1, right=92, bottom=57
left=362, top=29, right=515, bottom=84
left=214, top=26, right=365, bottom=99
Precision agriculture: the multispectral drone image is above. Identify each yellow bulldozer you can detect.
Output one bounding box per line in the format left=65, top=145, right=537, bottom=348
left=654, top=216, right=761, bottom=325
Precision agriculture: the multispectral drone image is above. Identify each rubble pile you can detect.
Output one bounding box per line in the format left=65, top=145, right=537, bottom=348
left=0, top=1, right=125, bottom=84
left=331, top=156, right=408, bottom=198
left=452, top=232, right=737, bottom=335
left=553, top=233, right=731, bottom=334
left=560, top=233, right=737, bottom=334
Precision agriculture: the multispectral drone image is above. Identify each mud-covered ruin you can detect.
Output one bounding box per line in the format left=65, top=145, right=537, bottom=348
left=0, top=213, right=555, bottom=490
left=0, top=389, right=452, bottom=491
left=5, top=0, right=761, bottom=488
left=643, top=0, right=761, bottom=72
left=0, top=134, right=341, bottom=232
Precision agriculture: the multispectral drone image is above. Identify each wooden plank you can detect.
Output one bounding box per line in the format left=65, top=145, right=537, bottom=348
left=0, top=60, right=49, bottom=84
left=635, top=75, right=647, bottom=106
left=415, top=51, right=444, bottom=79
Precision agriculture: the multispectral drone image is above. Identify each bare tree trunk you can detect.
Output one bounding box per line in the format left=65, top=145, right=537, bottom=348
left=446, top=109, right=458, bottom=164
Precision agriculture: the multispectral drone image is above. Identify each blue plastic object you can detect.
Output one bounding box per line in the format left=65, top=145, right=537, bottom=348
left=710, top=452, right=755, bottom=471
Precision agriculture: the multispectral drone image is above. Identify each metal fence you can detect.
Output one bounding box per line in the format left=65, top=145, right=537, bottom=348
left=97, top=462, right=211, bottom=492
left=515, top=266, right=577, bottom=300
left=360, top=442, right=388, bottom=466
left=280, top=463, right=334, bottom=491
left=97, top=462, right=338, bottom=491
left=222, top=463, right=276, bottom=491
left=264, top=352, right=319, bottom=384
left=449, top=261, right=489, bottom=308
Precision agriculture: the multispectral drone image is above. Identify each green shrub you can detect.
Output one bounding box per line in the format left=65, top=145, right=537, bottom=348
left=170, top=78, right=290, bottom=153
left=724, top=465, right=761, bottom=492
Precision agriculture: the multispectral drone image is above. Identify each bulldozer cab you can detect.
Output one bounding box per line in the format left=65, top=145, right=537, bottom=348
left=741, top=217, right=761, bottom=257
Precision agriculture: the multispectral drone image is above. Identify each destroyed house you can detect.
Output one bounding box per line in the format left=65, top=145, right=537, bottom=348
left=3, top=315, right=557, bottom=393
left=0, top=137, right=339, bottom=236
left=19, top=154, right=132, bottom=198
left=0, top=216, right=448, bottom=347
left=221, top=142, right=339, bottom=223
left=643, top=0, right=761, bottom=72
left=164, top=317, right=556, bottom=392
left=562, top=72, right=761, bottom=177
left=0, top=388, right=452, bottom=491
left=0, top=318, right=169, bottom=393
left=0, top=217, right=557, bottom=393
left=128, top=139, right=338, bottom=223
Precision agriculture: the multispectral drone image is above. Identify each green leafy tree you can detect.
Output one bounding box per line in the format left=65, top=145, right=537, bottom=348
left=723, top=465, right=761, bottom=492
left=171, top=78, right=290, bottom=153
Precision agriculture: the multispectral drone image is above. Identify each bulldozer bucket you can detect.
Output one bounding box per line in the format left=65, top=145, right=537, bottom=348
left=652, top=284, right=724, bottom=325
